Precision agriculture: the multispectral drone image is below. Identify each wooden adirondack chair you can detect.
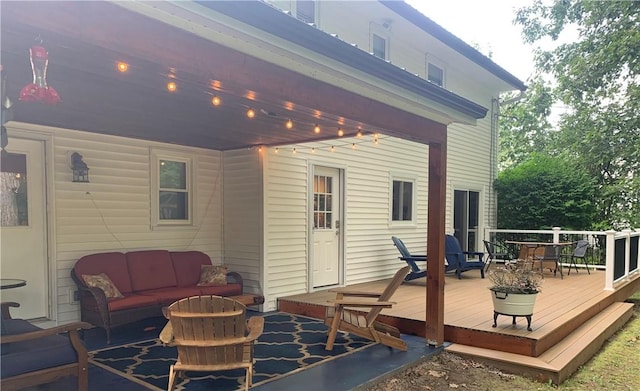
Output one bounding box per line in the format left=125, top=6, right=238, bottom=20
left=445, top=234, right=485, bottom=279
left=391, top=236, right=427, bottom=281
left=159, top=296, right=264, bottom=391
left=324, top=266, right=411, bottom=351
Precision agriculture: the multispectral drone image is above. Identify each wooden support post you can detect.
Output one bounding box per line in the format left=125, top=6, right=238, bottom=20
left=426, top=139, right=446, bottom=346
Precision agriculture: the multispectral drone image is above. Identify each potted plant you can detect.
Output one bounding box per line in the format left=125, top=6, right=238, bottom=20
left=488, top=262, right=543, bottom=331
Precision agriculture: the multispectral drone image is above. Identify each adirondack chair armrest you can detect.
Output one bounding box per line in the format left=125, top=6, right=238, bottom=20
left=328, top=288, right=382, bottom=298
left=1, top=302, right=20, bottom=320
left=1, top=321, right=92, bottom=344
left=399, top=255, right=426, bottom=261
left=245, top=316, right=264, bottom=341
left=463, top=251, right=484, bottom=261
left=329, top=299, right=394, bottom=308
left=159, top=322, right=173, bottom=345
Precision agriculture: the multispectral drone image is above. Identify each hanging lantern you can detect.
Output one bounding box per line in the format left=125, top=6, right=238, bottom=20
left=19, top=41, right=61, bottom=105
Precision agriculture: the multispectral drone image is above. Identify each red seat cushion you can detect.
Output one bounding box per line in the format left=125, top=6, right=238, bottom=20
left=198, top=283, right=242, bottom=297
left=74, top=252, right=133, bottom=294
left=106, top=294, right=159, bottom=312
left=170, top=251, right=212, bottom=287
left=137, top=287, right=203, bottom=306
left=126, top=250, right=177, bottom=292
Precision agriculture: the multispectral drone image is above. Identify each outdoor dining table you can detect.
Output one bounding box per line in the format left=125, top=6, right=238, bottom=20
left=505, top=241, right=573, bottom=279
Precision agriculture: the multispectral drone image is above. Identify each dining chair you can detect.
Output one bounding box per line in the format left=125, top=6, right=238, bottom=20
left=562, top=240, right=590, bottom=275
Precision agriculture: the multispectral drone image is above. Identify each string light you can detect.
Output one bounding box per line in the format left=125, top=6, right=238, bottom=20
left=274, top=147, right=279, bottom=153
left=286, top=119, right=293, bottom=130
left=337, top=127, right=344, bottom=137
left=117, top=62, right=128, bottom=73
left=330, top=146, right=335, bottom=152
left=167, top=81, right=177, bottom=92
left=352, top=143, right=356, bottom=150
left=356, top=129, right=363, bottom=138
left=257, top=146, right=263, bottom=152
left=247, top=108, right=255, bottom=118
left=292, top=148, right=297, bottom=154
left=314, top=124, right=320, bottom=134
left=311, top=147, right=316, bottom=153
left=211, top=95, right=221, bottom=106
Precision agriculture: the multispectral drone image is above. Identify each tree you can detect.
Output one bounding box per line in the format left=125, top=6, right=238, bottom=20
left=499, top=77, right=554, bottom=170
left=494, top=154, right=596, bottom=230
left=514, top=0, right=640, bottom=229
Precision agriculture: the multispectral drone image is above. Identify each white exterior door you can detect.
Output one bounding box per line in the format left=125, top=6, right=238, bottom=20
left=311, top=166, right=341, bottom=288
left=1, top=137, right=49, bottom=319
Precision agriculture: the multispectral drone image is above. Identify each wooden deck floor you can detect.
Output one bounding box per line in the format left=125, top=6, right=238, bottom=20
left=278, top=270, right=640, bottom=384
left=278, top=268, right=640, bottom=383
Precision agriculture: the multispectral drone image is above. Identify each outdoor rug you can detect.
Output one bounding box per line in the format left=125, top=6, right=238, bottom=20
left=89, top=312, right=374, bottom=391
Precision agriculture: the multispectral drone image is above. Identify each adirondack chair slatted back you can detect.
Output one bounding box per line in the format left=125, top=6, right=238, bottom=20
left=391, top=236, right=412, bottom=259
left=168, top=296, right=247, bottom=366
left=364, top=265, right=411, bottom=326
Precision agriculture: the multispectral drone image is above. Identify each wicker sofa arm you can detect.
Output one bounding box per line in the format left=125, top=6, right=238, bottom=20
left=226, top=271, right=244, bottom=292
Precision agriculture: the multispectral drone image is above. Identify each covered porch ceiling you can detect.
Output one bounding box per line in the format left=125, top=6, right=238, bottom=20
left=1, top=0, right=485, bottom=346
left=0, top=0, right=487, bottom=151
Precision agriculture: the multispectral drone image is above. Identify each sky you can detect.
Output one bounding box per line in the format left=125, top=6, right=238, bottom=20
left=405, top=0, right=536, bottom=83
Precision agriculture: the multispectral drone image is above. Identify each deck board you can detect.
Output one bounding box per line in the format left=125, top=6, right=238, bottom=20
left=278, top=268, right=640, bottom=384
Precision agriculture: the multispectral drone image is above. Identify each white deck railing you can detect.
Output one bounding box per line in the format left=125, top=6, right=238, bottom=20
left=484, top=227, right=640, bottom=291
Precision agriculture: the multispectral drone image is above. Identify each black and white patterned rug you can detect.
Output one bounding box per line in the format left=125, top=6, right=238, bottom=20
left=89, top=312, right=373, bottom=391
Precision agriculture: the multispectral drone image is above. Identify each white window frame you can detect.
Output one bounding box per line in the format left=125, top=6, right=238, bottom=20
left=370, top=22, right=390, bottom=61
left=426, top=54, right=446, bottom=88
left=295, top=0, right=317, bottom=25
left=390, top=175, right=416, bottom=225
left=151, top=148, right=195, bottom=227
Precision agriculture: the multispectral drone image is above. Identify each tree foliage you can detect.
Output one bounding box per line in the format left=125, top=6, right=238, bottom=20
left=499, top=77, right=554, bottom=170
left=494, top=154, right=596, bottom=230
left=509, top=0, right=640, bottom=229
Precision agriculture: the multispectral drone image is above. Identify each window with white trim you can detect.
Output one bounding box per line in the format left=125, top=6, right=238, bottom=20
left=427, top=62, right=444, bottom=87
left=372, top=33, right=387, bottom=60
left=392, top=179, right=414, bottom=222
left=151, top=149, right=193, bottom=226
left=296, top=0, right=315, bottom=24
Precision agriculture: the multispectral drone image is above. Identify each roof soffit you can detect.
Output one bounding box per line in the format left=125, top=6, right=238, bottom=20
left=115, top=0, right=483, bottom=126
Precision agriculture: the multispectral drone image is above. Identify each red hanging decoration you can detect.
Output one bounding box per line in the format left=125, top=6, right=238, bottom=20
left=19, top=42, right=61, bottom=104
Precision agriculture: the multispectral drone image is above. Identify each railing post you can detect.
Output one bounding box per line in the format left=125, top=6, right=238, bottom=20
left=605, top=230, right=616, bottom=291
left=552, top=227, right=561, bottom=244
left=623, top=229, right=632, bottom=279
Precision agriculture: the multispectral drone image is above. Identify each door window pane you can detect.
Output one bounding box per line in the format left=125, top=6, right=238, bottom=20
left=373, top=34, right=386, bottom=59
left=314, top=175, right=332, bottom=229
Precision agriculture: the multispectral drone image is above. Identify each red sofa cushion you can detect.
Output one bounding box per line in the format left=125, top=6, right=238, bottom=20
left=106, top=294, right=160, bottom=312
left=74, top=252, right=133, bottom=294
left=198, top=284, right=242, bottom=297
left=137, top=287, right=203, bottom=306
left=126, top=250, right=176, bottom=292
left=170, top=251, right=212, bottom=287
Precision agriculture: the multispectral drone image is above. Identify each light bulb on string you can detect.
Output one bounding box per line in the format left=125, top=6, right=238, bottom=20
left=211, top=95, right=221, bottom=106
left=337, top=127, right=344, bottom=137
left=247, top=108, right=255, bottom=118
left=356, top=129, right=363, bottom=138
left=167, top=81, right=177, bottom=92
left=311, top=147, right=316, bottom=153
left=292, top=148, right=297, bottom=154
left=330, top=146, right=335, bottom=152
left=117, top=62, right=128, bottom=73
left=352, top=143, right=357, bottom=150
left=314, top=124, right=320, bottom=134
left=286, top=119, right=293, bottom=130
left=274, top=147, right=279, bottom=153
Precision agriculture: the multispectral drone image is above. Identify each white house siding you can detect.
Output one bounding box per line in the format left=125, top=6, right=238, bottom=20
left=222, top=149, right=263, bottom=296
left=262, top=135, right=430, bottom=309
left=9, top=124, right=223, bottom=323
